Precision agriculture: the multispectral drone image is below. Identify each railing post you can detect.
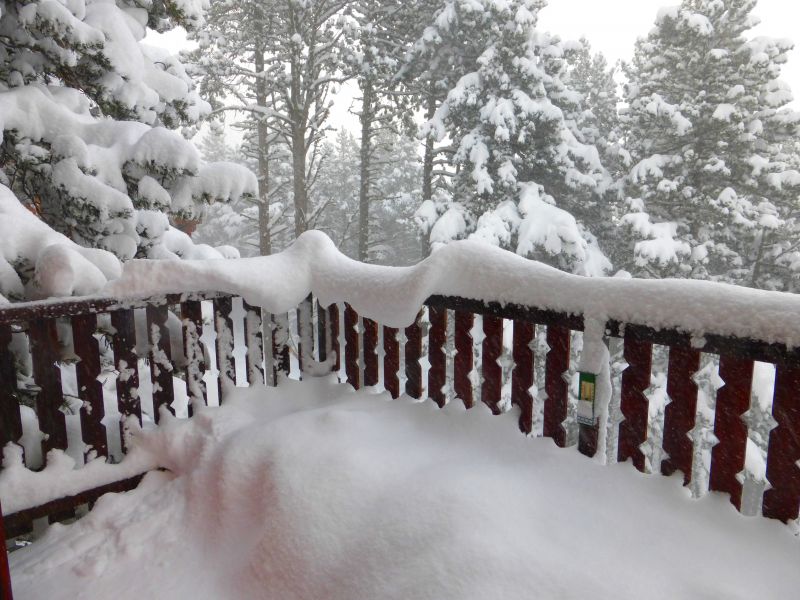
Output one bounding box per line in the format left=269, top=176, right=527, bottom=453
left=0, top=325, right=22, bottom=460
left=0, top=499, right=13, bottom=600
left=213, top=296, right=236, bottom=399
left=111, top=309, right=141, bottom=449
left=28, top=319, right=67, bottom=459
left=181, top=300, right=207, bottom=413
left=481, top=315, right=503, bottom=415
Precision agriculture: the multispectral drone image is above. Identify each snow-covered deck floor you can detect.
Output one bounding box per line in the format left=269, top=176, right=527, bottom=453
left=9, top=377, right=800, bottom=599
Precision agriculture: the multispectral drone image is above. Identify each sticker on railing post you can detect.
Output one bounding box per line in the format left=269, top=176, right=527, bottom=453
left=577, top=372, right=597, bottom=426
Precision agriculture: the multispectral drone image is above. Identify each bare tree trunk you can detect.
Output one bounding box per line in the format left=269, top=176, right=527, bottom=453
left=255, top=46, right=271, bottom=255
left=358, top=77, right=374, bottom=262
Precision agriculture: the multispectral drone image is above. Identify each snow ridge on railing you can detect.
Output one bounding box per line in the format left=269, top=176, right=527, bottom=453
left=106, top=230, right=800, bottom=348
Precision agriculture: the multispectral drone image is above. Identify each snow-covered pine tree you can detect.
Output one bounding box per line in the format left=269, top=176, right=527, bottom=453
left=415, top=0, right=613, bottom=276
left=621, top=0, right=800, bottom=288
left=0, top=0, right=256, bottom=279
left=561, top=38, right=629, bottom=267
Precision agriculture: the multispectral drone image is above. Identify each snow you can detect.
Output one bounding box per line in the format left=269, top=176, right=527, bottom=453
left=8, top=378, right=800, bottom=599
left=106, top=230, right=800, bottom=348
left=0, top=184, right=122, bottom=301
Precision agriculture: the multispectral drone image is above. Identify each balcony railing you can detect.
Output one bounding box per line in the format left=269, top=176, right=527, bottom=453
left=1, top=276, right=800, bottom=595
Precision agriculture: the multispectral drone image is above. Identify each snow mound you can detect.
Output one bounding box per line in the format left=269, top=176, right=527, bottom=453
left=8, top=378, right=799, bottom=599
left=107, top=230, right=800, bottom=347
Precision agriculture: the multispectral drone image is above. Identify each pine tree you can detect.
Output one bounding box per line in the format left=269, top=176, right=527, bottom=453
left=621, top=0, right=800, bottom=288
left=415, top=0, right=613, bottom=276
left=0, top=0, right=256, bottom=268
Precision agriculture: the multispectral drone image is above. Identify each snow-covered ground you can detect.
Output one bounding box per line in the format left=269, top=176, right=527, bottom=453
left=8, top=377, right=799, bottom=599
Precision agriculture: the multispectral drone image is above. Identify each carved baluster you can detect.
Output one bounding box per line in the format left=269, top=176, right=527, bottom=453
left=709, top=355, right=754, bottom=511
left=181, top=300, right=207, bottom=414
left=405, top=310, right=423, bottom=399
left=454, top=311, right=474, bottom=409
left=363, top=317, right=379, bottom=387
left=344, top=304, right=360, bottom=389
left=244, top=301, right=264, bottom=385
left=543, top=325, right=570, bottom=447
left=428, top=305, right=447, bottom=408
left=72, top=313, right=107, bottom=459
left=618, top=331, right=652, bottom=472
left=481, top=315, right=503, bottom=415
left=661, top=342, right=701, bottom=484
left=146, top=304, right=174, bottom=422
left=111, top=309, right=141, bottom=448
left=383, top=326, right=400, bottom=399
left=28, top=319, right=67, bottom=457
left=512, top=320, right=535, bottom=435
left=762, top=362, right=800, bottom=522
left=297, top=295, right=314, bottom=377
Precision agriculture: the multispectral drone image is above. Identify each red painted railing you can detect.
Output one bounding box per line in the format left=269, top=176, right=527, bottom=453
left=2, top=288, right=800, bottom=597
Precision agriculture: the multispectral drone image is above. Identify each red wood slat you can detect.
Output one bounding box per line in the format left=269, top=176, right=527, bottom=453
left=344, top=304, right=360, bottom=390
left=0, top=324, right=23, bottom=458
left=405, top=311, right=423, bottom=399
left=297, top=295, right=314, bottom=376
left=0, top=498, right=13, bottom=600
left=110, top=309, right=141, bottom=447
left=146, top=304, right=174, bottom=422
left=328, top=305, right=340, bottom=373
left=28, top=319, right=67, bottom=457
left=454, top=311, right=474, bottom=409
left=271, top=313, right=291, bottom=380
left=363, top=317, right=379, bottom=387
left=213, top=296, right=236, bottom=398
left=762, top=363, right=800, bottom=522
left=383, top=327, right=400, bottom=399
left=180, top=300, right=207, bottom=414
left=428, top=305, right=447, bottom=408
left=618, top=332, right=652, bottom=471
left=543, top=325, right=570, bottom=447
left=661, top=342, right=701, bottom=484
left=709, top=355, right=754, bottom=511
left=481, top=315, right=503, bottom=415
left=317, top=301, right=328, bottom=364
left=244, top=301, right=264, bottom=385
left=512, top=320, right=535, bottom=434
left=72, top=313, right=107, bottom=459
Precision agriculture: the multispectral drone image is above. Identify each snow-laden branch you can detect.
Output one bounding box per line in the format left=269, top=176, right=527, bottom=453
left=106, top=230, right=800, bottom=347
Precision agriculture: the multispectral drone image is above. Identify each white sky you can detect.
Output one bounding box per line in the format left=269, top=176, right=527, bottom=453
left=148, top=0, right=799, bottom=137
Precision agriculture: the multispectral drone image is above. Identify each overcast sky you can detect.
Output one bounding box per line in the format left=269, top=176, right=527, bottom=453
left=148, top=0, right=799, bottom=136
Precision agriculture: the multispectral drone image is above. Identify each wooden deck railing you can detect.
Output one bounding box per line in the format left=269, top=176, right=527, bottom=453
left=2, top=287, right=800, bottom=595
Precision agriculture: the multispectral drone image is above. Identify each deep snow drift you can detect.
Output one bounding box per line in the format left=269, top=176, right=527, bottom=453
left=9, top=378, right=799, bottom=600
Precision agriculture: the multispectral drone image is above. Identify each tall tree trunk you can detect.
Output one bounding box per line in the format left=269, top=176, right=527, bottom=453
left=420, top=81, right=437, bottom=259
left=255, top=47, right=271, bottom=255
left=358, top=77, right=374, bottom=262
left=292, top=124, right=308, bottom=238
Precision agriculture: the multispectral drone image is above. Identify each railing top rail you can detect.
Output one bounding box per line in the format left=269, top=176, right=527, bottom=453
left=0, top=291, right=228, bottom=325
left=425, top=295, right=800, bottom=364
